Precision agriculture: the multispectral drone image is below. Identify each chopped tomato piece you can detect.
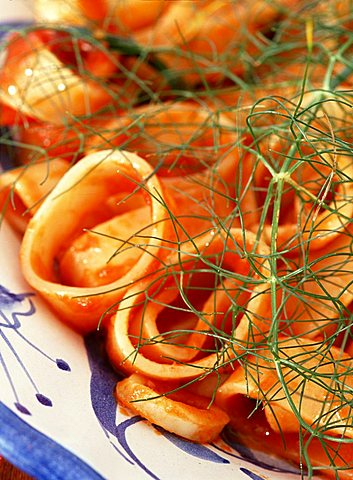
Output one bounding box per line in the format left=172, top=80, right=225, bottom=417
left=0, top=103, right=33, bottom=126
left=78, top=0, right=107, bottom=23
left=30, top=29, right=118, bottom=78
left=13, top=122, right=83, bottom=164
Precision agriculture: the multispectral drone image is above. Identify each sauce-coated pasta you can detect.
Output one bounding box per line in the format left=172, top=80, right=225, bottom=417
left=1, top=1, right=353, bottom=478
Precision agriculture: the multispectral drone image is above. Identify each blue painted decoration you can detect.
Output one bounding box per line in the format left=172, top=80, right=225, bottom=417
left=85, top=331, right=231, bottom=479
left=0, top=284, right=71, bottom=414
left=240, top=467, right=265, bottom=480
left=0, top=401, right=105, bottom=480
left=155, top=426, right=229, bottom=464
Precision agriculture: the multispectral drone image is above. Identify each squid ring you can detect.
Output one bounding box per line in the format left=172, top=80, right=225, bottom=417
left=20, top=149, right=171, bottom=332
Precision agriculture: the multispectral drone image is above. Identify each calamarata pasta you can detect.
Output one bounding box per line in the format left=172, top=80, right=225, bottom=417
left=2, top=1, right=353, bottom=478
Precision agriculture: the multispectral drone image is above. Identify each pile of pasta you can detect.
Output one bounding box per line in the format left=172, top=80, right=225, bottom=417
left=2, top=1, right=353, bottom=478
